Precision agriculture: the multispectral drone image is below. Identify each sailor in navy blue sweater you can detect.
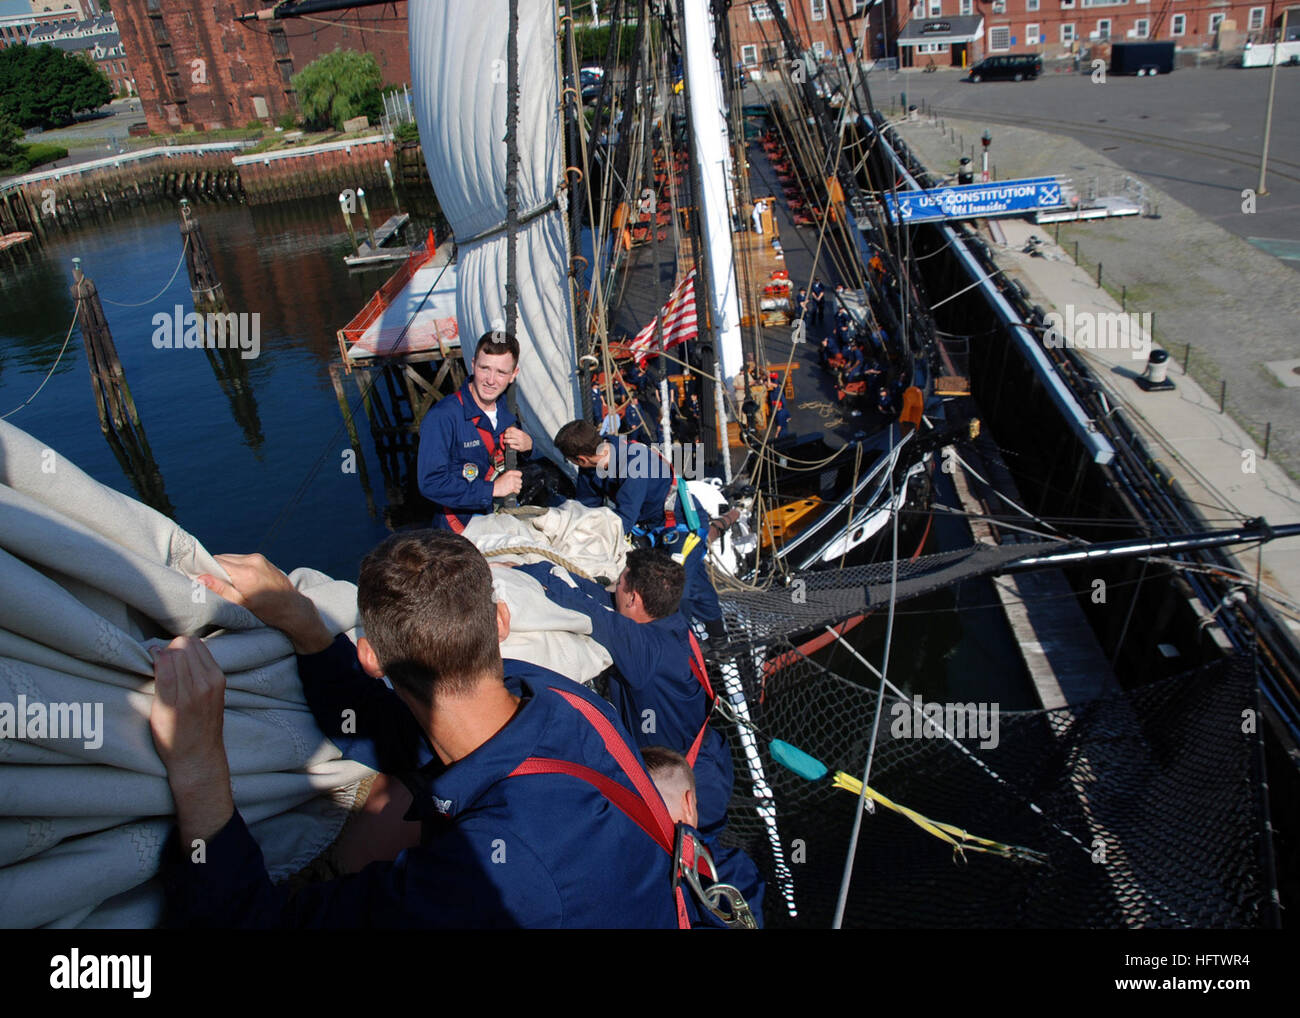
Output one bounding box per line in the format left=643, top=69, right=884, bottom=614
left=642, top=746, right=764, bottom=928
left=554, top=419, right=724, bottom=637
left=514, top=550, right=734, bottom=838
left=151, top=532, right=684, bottom=928
left=417, top=332, right=533, bottom=532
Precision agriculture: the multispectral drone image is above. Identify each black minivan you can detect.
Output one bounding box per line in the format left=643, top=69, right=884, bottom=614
left=968, top=54, right=1042, bottom=82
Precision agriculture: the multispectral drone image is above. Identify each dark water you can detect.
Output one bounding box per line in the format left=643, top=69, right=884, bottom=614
left=0, top=197, right=423, bottom=581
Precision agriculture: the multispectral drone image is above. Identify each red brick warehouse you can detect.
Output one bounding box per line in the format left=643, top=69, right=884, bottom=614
left=112, top=0, right=410, bottom=134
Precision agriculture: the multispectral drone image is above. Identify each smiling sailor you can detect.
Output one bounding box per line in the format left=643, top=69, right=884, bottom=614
left=417, top=331, right=533, bottom=531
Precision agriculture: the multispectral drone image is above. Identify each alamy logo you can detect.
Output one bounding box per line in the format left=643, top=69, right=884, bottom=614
left=50, top=950, right=150, bottom=997
left=889, top=696, right=1000, bottom=749
left=597, top=442, right=705, bottom=481
left=0, top=696, right=103, bottom=750
left=151, top=305, right=261, bottom=360
left=1042, top=304, right=1151, bottom=361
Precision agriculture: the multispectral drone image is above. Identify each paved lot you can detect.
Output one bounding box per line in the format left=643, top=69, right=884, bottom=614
left=860, top=64, right=1300, bottom=268
left=21, top=99, right=147, bottom=167
left=893, top=112, right=1300, bottom=487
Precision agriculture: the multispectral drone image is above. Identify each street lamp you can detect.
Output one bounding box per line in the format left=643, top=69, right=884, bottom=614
left=981, top=129, right=992, bottom=183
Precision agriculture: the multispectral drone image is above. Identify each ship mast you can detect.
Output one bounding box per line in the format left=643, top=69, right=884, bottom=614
left=678, top=0, right=743, bottom=481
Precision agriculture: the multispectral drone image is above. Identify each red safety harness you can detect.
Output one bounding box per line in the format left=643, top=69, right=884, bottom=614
left=684, top=632, right=715, bottom=768
left=444, top=390, right=506, bottom=534
left=508, top=684, right=717, bottom=930
left=650, top=444, right=679, bottom=528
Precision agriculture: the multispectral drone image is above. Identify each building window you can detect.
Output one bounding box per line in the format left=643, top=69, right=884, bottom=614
left=813, top=39, right=826, bottom=57
left=1061, top=22, right=1076, bottom=42
left=749, top=1, right=787, bottom=19
left=810, top=0, right=826, bottom=20
left=929, top=0, right=942, bottom=15
left=1026, top=0, right=1039, bottom=11
left=1096, top=18, right=1110, bottom=37
left=1208, top=12, right=1224, bottom=34
left=989, top=25, right=1011, bottom=49
left=1134, top=18, right=1148, bottom=36
left=913, top=1, right=924, bottom=17
left=960, top=0, right=973, bottom=12
left=741, top=44, right=758, bottom=65
left=917, top=42, right=949, bottom=53
left=1248, top=7, right=1265, bottom=30
left=1171, top=13, right=1185, bottom=35
left=1026, top=22, right=1040, bottom=42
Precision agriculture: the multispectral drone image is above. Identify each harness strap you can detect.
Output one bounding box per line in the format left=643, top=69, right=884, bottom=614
left=508, top=685, right=717, bottom=929
left=455, top=390, right=505, bottom=482
left=685, top=632, right=715, bottom=768
left=650, top=444, right=678, bottom=528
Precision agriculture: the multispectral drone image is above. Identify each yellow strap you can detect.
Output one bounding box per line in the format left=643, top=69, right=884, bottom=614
left=831, top=772, right=1046, bottom=865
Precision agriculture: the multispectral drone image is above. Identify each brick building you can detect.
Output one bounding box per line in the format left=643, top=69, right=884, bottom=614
left=728, top=0, right=1300, bottom=70
left=111, top=0, right=409, bottom=134
left=0, top=2, right=95, bottom=50
left=27, top=12, right=133, bottom=95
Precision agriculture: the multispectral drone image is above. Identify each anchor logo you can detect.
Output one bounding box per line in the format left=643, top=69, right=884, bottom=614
left=1039, top=185, right=1061, bottom=206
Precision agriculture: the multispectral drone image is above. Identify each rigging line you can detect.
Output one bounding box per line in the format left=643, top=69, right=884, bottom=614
left=832, top=437, right=900, bottom=929
left=298, top=11, right=410, bottom=35
left=949, top=448, right=1064, bottom=535
left=0, top=298, right=82, bottom=420
left=99, top=237, right=191, bottom=307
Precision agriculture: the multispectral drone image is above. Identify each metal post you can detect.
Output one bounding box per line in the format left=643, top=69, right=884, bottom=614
left=1073, top=240, right=1079, bottom=263
left=1183, top=341, right=1191, bottom=374
left=1121, top=284, right=1126, bottom=310
left=1258, top=9, right=1289, bottom=196
left=1096, top=262, right=1102, bottom=287
left=1218, top=380, right=1226, bottom=413
left=1264, top=421, right=1271, bottom=459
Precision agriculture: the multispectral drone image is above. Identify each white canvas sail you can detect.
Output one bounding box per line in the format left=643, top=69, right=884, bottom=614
left=409, top=0, right=581, bottom=461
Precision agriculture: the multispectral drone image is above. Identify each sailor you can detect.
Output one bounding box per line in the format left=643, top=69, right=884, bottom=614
left=155, top=533, right=685, bottom=928
left=810, top=278, right=826, bottom=325
left=876, top=384, right=895, bottom=417
left=554, top=419, right=724, bottom=637
left=416, top=331, right=532, bottom=532
left=624, top=395, right=658, bottom=446
left=589, top=381, right=605, bottom=427
left=795, top=287, right=809, bottom=328
left=517, top=550, right=734, bottom=837
left=770, top=398, right=792, bottom=443
left=643, top=746, right=765, bottom=928
left=751, top=199, right=767, bottom=235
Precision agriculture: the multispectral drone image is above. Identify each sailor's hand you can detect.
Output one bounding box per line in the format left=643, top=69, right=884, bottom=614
left=501, top=426, right=533, bottom=453
left=150, top=636, right=229, bottom=783
left=150, top=635, right=237, bottom=845
left=493, top=470, right=523, bottom=498
left=200, top=554, right=334, bottom=655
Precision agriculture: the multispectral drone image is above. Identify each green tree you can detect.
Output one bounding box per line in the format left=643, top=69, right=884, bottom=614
left=0, top=113, right=24, bottom=174
left=291, top=50, right=383, bottom=132
left=0, top=44, right=113, bottom=129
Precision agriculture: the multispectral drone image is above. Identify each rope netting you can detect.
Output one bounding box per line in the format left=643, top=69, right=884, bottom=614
left=708, top=636, right=1269, bottom=928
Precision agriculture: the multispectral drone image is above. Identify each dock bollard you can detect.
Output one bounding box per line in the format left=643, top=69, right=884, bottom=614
left=1137, top=348, right=1176, bottom=392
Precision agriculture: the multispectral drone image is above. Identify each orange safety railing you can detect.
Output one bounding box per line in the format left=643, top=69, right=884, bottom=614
left=337, top=230, right=438, bottom=364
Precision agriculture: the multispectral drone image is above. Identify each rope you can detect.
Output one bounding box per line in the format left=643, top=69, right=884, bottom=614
left=100, top=236, right=190, bottom=307
left=0, top=298, right=82, bottom=420
left=481, top=544, right=599, bottom=583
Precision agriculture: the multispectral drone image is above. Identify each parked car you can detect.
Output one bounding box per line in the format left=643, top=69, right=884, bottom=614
left=580, top=66, right=605, bottom=103
left=968, top=54, right=1042, bottom=82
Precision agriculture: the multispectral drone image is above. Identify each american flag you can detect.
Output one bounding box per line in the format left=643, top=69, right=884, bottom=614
left=627, top=270, right=698, bottom=366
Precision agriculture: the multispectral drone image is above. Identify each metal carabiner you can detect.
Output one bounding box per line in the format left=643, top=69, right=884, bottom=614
left=672, top=824, right=757, bottom=930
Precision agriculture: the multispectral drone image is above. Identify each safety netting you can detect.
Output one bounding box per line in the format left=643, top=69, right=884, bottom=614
left=706, top=619, right=1272, bottom=928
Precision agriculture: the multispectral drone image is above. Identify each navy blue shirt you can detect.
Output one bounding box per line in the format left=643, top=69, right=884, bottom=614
left=525, top=566, right=733, bottom=837
left=160, top=637, right=682, bottom=929
left=417, top=379, right=526, bottom=530
left=575, top=437, right=693, bottom=533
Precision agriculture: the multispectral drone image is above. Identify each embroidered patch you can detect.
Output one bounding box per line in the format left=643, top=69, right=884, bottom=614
left=462, top=462, right=479, bottom=482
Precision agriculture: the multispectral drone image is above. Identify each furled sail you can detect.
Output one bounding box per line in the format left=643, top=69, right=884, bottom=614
left=0, top=419, right=375, bottom=928
left=409, top=0, right=580, bottom=460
